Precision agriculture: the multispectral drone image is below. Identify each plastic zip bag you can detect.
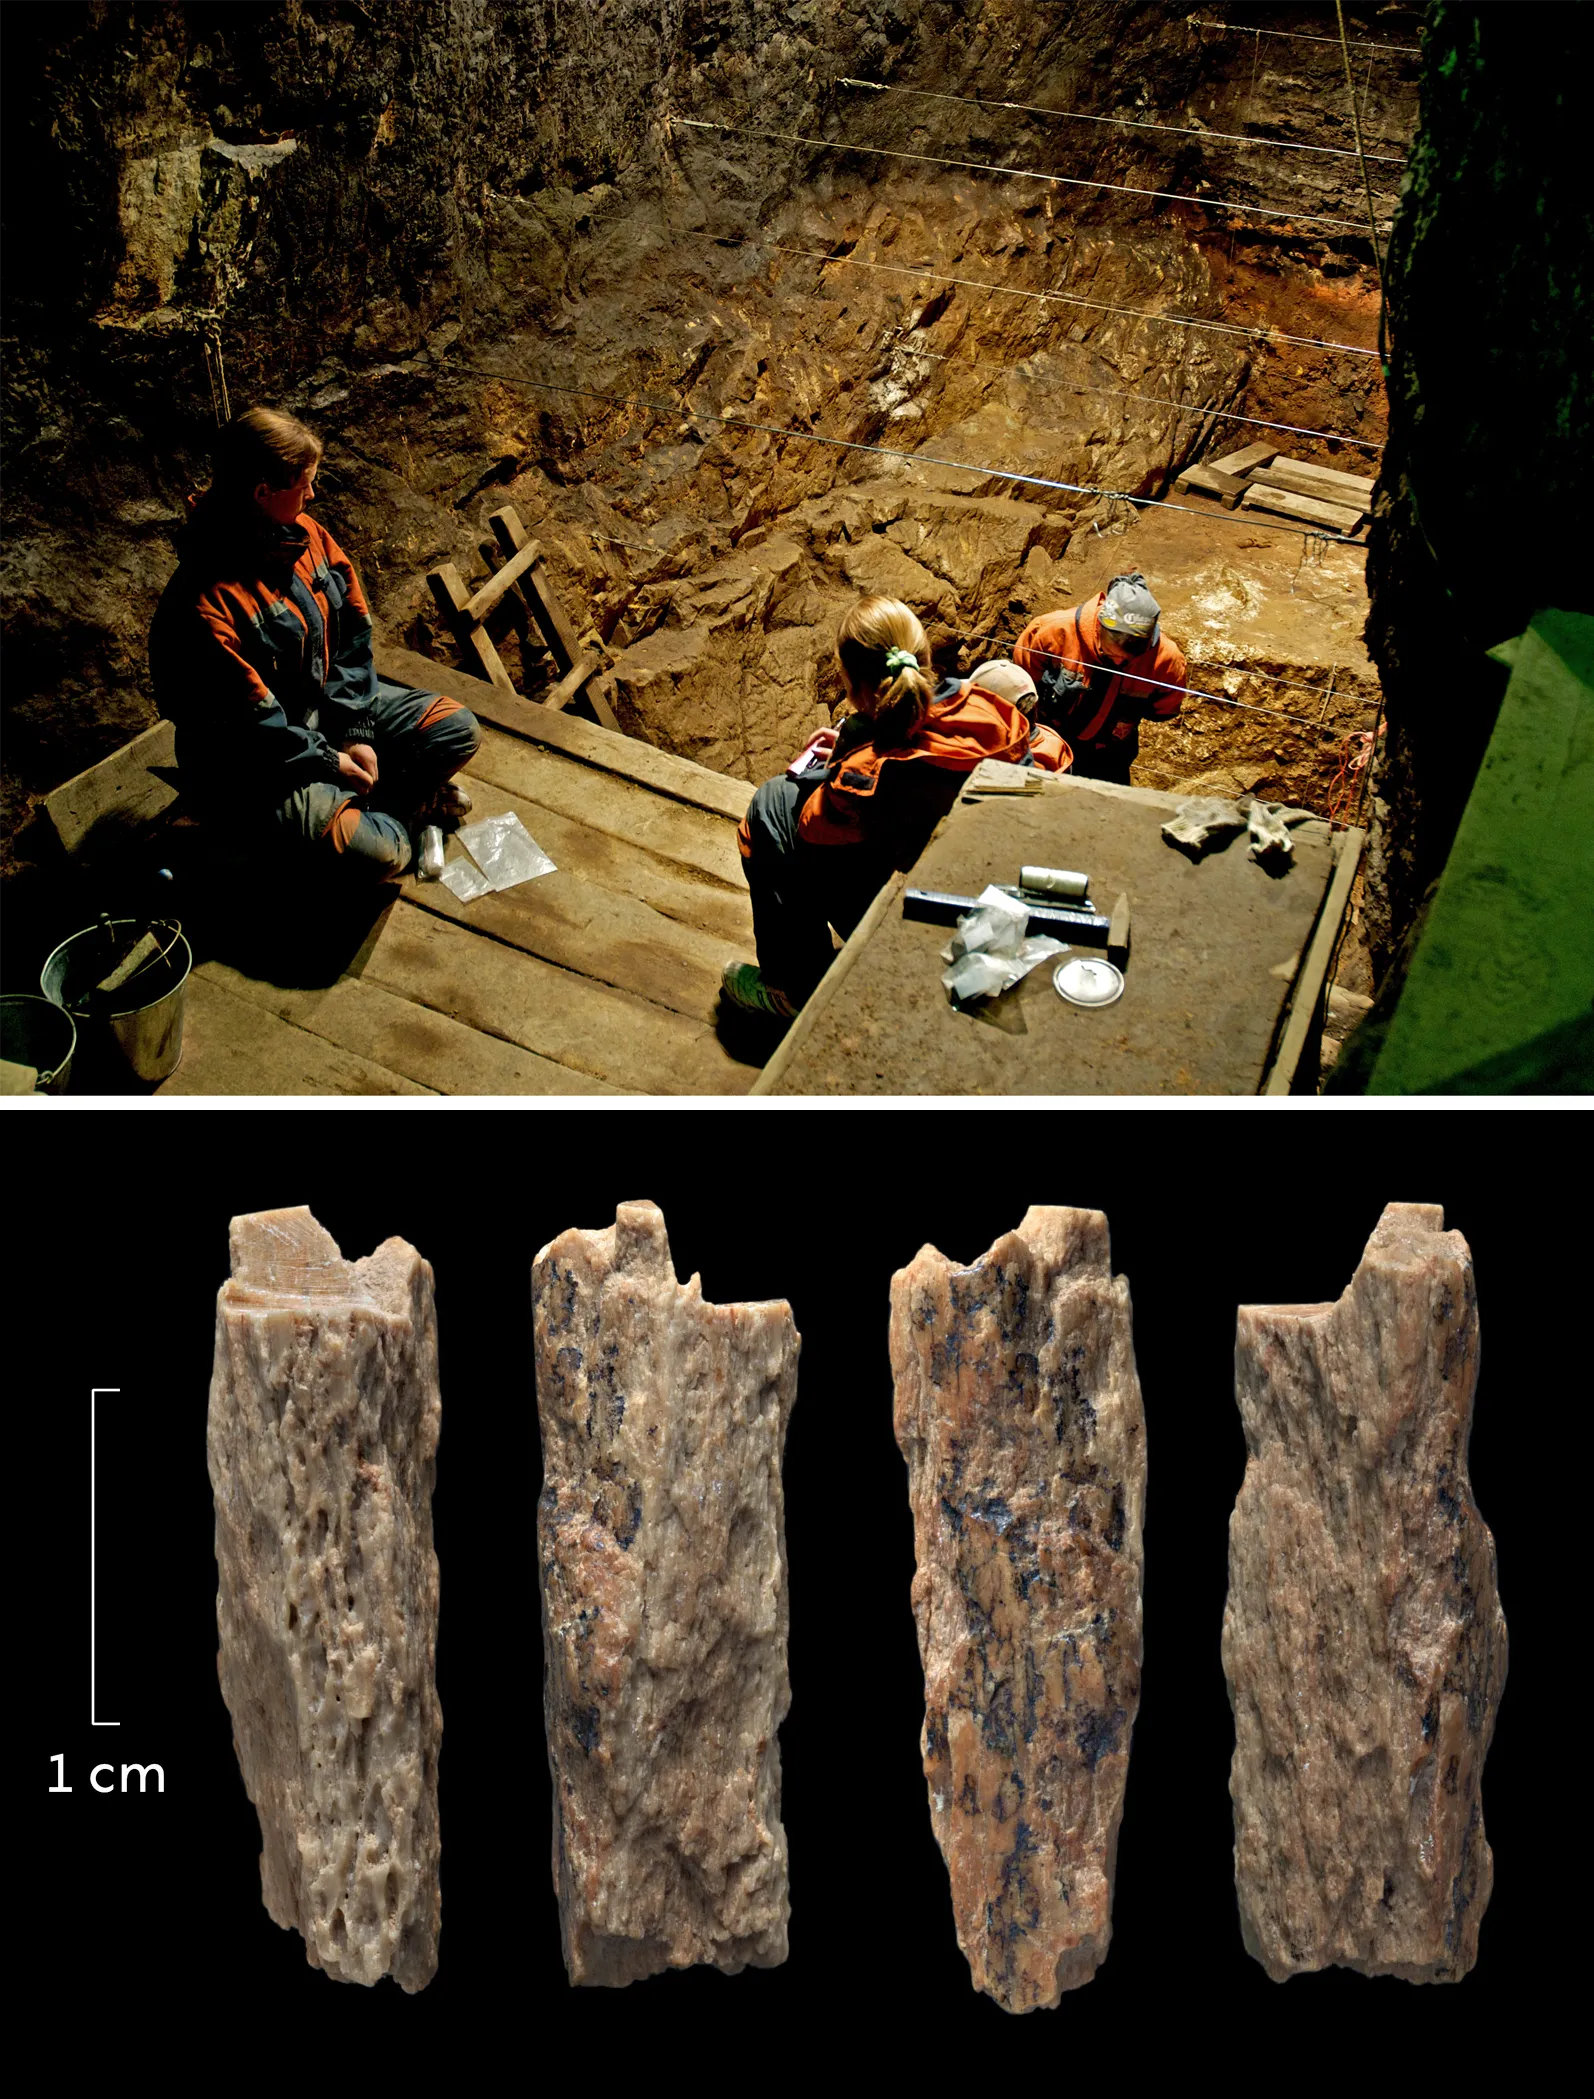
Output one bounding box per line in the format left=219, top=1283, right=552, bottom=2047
left=453, top=812, right=557, bottom=893
left=937, top=884, right=1064, bottom=1005
left=942, top=935, right=1065, bottom=1005
left=941, top=884, right=1030, bottom=962
left=439, top=855, right=493, bottom=901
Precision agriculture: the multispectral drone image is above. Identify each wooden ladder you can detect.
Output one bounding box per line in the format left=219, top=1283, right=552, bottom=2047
left=428, top=506, right=620, bottom=731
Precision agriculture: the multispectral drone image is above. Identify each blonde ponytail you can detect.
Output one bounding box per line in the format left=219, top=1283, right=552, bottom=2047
left=835, top=596, right=935, bottom=747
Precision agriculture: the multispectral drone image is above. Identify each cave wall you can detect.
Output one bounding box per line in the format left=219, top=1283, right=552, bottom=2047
left=3, top=0, right=1402, bottom=885
left=1363, top=0, right=1592, bottom=974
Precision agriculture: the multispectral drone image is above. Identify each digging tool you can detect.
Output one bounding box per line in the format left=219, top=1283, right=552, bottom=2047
left=905, top=887, right=1112, bottom=945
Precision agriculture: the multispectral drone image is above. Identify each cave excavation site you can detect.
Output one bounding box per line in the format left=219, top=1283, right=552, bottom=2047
left=40, top=12, right=1415, bottom=1096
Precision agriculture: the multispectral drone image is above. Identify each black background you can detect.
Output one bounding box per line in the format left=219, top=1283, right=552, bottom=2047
left=16, top=1108, right=1566, bottom=2063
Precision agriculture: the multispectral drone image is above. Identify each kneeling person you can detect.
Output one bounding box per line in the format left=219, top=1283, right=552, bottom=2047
left=151, top=406, right=481, bottom=879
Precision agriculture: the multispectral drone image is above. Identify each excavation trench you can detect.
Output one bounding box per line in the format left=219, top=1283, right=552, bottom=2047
left=387, top=176, right=1387, bottom=828
left=3, top=0, right=1418, bottom=994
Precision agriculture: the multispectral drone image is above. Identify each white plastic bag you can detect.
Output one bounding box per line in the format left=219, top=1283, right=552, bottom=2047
left=941, top=936, right=1065, bottom=1005
left=439, top=854, right=493, bottom=901
left=941, top=884, right=1030, bottom=962
left=938, top=885, right=1064, bottom=1004
left=454, top=812, right=557, bottom=893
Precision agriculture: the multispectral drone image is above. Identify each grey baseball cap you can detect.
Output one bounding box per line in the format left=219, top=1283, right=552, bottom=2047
left=1100, top=572, right=1161, bottom=642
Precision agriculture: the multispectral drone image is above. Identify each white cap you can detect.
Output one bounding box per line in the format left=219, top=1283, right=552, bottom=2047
left=968, top=658, right=1039, bottom=715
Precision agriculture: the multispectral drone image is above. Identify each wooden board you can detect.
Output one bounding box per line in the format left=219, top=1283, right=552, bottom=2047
left=160, top=973, right=430, bottom=1095
left=466, top=724, right=747, bottom=887
left=1251, top=457, right=1376, bottom=503
left=1206, top=441, right=1279, bottom=476
left=444, top=765, right=752, bottom=944
left=195, top=958, right=621, bottom=1095
left=45, top=719, right=179, bottom=859
left=1174, top=464, right=1249, bottom=508
left=377, top=644, right=754, bottom=822
left=1240, top=485, right=1364, bottom=534
left=428, top=563, right=515, bottom=693
left=763, top=783, right=1342, bottom=1096
left=406, top=850, right=744, bottom=1022
left=361, top=901, right=755, bottom=1095
left=462, top=534, right=542, bottom=624
left=1261, top=826, right=1366, bottom=1095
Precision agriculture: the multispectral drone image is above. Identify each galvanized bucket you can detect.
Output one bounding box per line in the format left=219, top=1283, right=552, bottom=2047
left=40, top=917, right=191, bottom=1085
left=0, top=994, right=77, bottom=1093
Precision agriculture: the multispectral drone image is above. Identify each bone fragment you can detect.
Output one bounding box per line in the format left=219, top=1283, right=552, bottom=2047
left=533, top=1200, right=798, bottom=1987
left=207, top=1206, right=442, bottom=1990
left=891, top=1206, right=1146, bottom=2012
left=1223, top=1201, right=1507, bottom=1981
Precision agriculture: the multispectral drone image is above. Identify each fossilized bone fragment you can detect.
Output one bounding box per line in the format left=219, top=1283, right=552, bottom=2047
left=891, top=1207, right=1146, bottom=2012
left=207, top=1207, right=442, bottom=1991
left=1223, top=1202, right=1507, bottom=1982
left=533, top=1200, right=798, bottom=1987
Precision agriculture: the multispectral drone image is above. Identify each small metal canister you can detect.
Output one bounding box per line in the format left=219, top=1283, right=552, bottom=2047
left=1020, top=864, right=1090, bottom=901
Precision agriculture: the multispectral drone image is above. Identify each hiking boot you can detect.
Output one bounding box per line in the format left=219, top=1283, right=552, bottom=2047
left=720, top=961, right=796, bottom=1021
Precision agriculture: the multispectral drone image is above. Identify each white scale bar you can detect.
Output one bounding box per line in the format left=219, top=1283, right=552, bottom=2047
left=91, top=1389, right=119, bottom=1727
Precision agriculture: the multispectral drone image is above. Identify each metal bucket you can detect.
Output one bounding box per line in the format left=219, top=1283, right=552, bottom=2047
left=41, top=917, right=191, bottom=1084
left=0, top=994, right=77, bottom=1093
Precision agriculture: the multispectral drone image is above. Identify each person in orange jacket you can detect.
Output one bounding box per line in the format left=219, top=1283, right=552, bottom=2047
left=152, top=406, right=480, bottom=878
left=721, top=596, right=1070, bottom=1022
left=1014, top=572, right=1186, bottom=785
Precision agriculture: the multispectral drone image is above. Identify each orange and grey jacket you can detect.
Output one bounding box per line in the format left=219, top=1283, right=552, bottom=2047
left=1013, top=595, right=1187, bottom=751
left=739, top=678, right=1071, bottom=867
left=150, top=500, right=381, bottom=795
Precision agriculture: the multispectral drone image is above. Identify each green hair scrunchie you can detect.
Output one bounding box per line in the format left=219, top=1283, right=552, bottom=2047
left=883, top=646, right=920, bottom=675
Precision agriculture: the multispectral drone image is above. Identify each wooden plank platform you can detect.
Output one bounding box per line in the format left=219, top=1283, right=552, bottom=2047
left=756, top=775, right=1353, bottom=1096
left=148, top=649, right=760, bottom=1096
left=45, top=720, right=179, bottom=861
left=1239, top=484, right=1365, bottom=534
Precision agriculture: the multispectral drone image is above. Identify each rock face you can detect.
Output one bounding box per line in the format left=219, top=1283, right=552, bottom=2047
left=890, top=1207, right=1146, bottom=2012
left=1363, top=5, right=1585, bottom=978
left=3, top=0, right=1411, bottom=883
left=207, top=1207, right=442, bottom=1992
left=533, top=1200, right=798, bottom=1986
left=1223, top=1202, right=1507, bottom=1982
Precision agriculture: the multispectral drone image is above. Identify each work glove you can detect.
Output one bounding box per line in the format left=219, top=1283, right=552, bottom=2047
left=1036, top=663, right=1089, bottom=719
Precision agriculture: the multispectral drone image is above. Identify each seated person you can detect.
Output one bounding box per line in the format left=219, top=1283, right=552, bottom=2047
left=1013, top=572, right=1186, bottom=785
left=151, top=406, right=481, bottom=879
left=722, top=596, right=1071, bottom=1022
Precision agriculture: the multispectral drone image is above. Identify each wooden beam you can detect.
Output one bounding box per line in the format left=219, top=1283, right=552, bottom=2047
left=488, top=503, right=619, bottom=726
left=1262, top=826, right=1366, bottom=1095
left=488, top=506, right=581, bottom=673
left=45, top=719, right=179, bottom=859
left=583, top=673, right=623, bottom=736
left=428, top=562, right=516, bottom=693
left=460, top=534, right=542, bottom=626
left=1173, top=464, right=1249, bottom=509
left=1251, top=458, right=1376, bottom=504
left=377, top=643, right=754, bottom=822
left=1206, top=441, right=1278, bottom=476
left=541, top=650, right=602, bottom=714
left=1239, top=486, right=1365, bottom=534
